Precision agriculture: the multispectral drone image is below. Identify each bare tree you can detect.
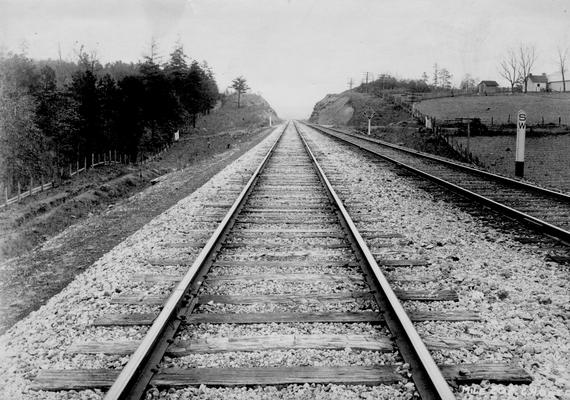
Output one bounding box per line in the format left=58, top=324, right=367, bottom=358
left=498, top=49, right=520, bottom=91
left=460, top=73, right=477, bottom=90
left=438, top=68, right=453, bottom=89
left=518, top=44, right=537, bottom=93
left=557, top=46, right=568, bottom=92
left=231, top=76, right=250, bottom=108
left=432, top=63, right=439, bottom=87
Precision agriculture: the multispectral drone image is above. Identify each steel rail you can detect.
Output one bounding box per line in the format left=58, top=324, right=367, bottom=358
left=304, top=123, right=570, bottom=244
left=294, top=122, right=456, bottom=400
left=309, top=123, right=570, bottom=201
left=104, top=123, right=287, bottom=400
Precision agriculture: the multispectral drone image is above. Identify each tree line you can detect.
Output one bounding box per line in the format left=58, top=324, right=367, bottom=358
left=356, top=73, right=431, bottom=95
left=0, top=44, right=218, bottom=191
left=498, top=44, right=569, bottom=93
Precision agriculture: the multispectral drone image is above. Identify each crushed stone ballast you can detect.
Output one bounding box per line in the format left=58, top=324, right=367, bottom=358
left=25, top=122, right=533, bottom=400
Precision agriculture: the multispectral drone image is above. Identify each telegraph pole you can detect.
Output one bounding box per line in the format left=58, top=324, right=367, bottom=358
left=347, top=78, right=354, bottom=90
left=363, top=72, right=370, bottom=92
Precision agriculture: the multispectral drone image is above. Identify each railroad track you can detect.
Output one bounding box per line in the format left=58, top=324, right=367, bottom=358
left=305, top=123, right=570, bottom=245
left=32, top=122, right=531, bottom=399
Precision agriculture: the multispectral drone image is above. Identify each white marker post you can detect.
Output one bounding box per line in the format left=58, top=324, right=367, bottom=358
left=515, top=110, right=526, bottom=178
left=269, top=115, right=272, bottom=127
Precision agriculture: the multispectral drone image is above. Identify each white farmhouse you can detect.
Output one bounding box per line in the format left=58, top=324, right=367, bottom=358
left=527, top=73, right=548, bottom=92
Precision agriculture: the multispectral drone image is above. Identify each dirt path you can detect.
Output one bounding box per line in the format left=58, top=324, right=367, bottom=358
left=0, top=128, right=272, bottom=334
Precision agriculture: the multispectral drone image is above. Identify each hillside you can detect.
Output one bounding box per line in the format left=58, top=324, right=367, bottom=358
left=196, top=93, right=280, bottom=132
left=309, top=90, right=463, bottom=160
left=0, top=94, right=279, bottom=333
left=309, top=90, right=409, bottom=126
left=0, top=92, right=279, bottom=262
left=310, top=89, right=570, bottom=194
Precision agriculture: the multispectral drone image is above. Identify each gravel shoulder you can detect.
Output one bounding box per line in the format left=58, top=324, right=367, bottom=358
left=300, top=124, right=570, bottom=399
left=0, top=127, right=272, bottom=334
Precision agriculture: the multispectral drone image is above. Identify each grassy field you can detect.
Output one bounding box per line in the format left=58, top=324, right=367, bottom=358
left=416, top=93, right=570, bottom=125
left=454, top=134, right=570, bottom=193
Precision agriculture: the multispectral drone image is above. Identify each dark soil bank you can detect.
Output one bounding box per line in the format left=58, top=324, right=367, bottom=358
left=454, top=134, right=570, bottom=193
left=0, top=127, right=272, bottom=334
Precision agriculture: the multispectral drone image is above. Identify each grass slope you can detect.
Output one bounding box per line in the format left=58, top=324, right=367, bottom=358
left=0, top=93, right=278, bottom=263
left=196, top=93, right=280, bottom=133
left=415, top=93, right=570, bottom=125
left=0, top=94, right=278, bottom=333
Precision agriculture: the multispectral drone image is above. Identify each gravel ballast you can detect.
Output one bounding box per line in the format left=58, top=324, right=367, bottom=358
left=299, top=124, right=569, bottom=399
left=1, top=122, right=568, bottom=400
left=0, top=126, right=284, bottom=400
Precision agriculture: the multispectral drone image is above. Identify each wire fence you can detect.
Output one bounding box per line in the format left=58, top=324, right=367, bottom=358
left=1, top=144, right=171, bottom=209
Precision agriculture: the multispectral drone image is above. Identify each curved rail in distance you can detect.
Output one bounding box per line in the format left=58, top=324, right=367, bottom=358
left=303, top=123, right=570, bottom=244
left=314, top=124, right=570, bottom=200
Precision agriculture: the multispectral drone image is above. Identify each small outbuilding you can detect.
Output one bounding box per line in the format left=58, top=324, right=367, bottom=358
left=478, top=80, right=499, bottom=95
left=527, top=73, right=548, bottom=92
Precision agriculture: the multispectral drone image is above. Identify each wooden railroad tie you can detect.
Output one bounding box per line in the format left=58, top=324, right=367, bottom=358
left=92, top=310, right=481, bottom=326
left=68, top=334, right=504, bottom=357
left=68, top=334, right=395, bottom=355
left=111, top=289, right=459, bottom=305
left=31, top=363, right=532, bottom=391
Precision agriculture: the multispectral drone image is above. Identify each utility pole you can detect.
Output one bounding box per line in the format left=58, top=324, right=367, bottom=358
left=378, top=73, right=386, bottom=90
left=347, top=78, right=354, bottom=90
left=363, top=72, right=371, bottom=92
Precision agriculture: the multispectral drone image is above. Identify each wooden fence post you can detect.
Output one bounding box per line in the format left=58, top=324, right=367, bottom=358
left=29, top=177, right=33, bottom=196
left=84, top=157, right=87, bottom=172
left=17, top=182, right=21, bottom=201
left=4, top=186, right=8, bottom=204
left=92, top=153, right=94, bottom=168
left=69, top=164, right=72, bottom=176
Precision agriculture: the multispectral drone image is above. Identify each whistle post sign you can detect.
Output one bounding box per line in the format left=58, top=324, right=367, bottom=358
left=515, top=110, right=526, bottom=177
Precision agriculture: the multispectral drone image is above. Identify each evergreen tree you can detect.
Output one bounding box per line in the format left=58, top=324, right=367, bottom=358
left=139, top=56, right=180, bottom=151
left=68, top=69, right=102, bottom=157
left=116, top=75, right=145, bottom=160
left=231, top=76, right=249, bottom=108
left=97, top=74, right=119, bottom=151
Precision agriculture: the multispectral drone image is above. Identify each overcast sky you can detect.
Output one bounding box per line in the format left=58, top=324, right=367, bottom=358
left=1, top=0, right=569, bottom=118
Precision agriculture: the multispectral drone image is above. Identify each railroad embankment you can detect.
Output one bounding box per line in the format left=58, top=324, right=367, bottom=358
left=310, top=91, right=570, bottom=193
left=309, top=90, right=464, bottom=161
left=0, top=93, right=279, bottom=334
